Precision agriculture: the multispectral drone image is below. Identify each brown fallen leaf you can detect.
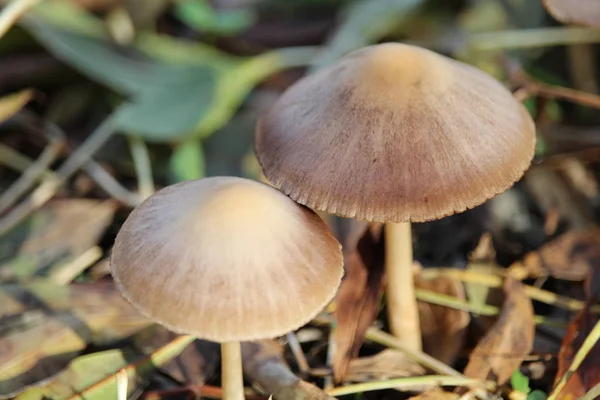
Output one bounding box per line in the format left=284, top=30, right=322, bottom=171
left=542, top=0, right=600, bottom=28
left=552, top=271, right=600, bottom=398
left=512, top=229, right=600, bottom=281
left=417, top=276, right=470, bottom=366
left=0, top=281, right=150, bottom=397
left=241, top=340, right=333, bottom=399
left=462, top=278, right=534, bottom=386
left=0, top=199, right=116, bottom=282
left=346, top=349, right=424, bottom=383
left=332, top=220, right=385, bottom=383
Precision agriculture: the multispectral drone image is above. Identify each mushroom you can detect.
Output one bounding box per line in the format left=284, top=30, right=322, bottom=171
left=110, top=177, right=344, bottom=399
left=255, top=43, right=536, bottom=352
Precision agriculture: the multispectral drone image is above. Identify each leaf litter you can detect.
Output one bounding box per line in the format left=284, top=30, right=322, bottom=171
left=2, top=0, right=600, bottom=398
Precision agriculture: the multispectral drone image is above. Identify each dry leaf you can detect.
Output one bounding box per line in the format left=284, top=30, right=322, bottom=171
left=417, top=276, right=470, bottom=366
left=514, top=229, right=600, bottom=281
left=542, top=0, right=600, bottom=28
left=346, top=349, right=424, bottom=382
left=332, top=220, right=385, bottom=382
left=0, top=282, right=150, bottom=397
left=463, top=278, right=534, bottom=385
left=409, top=388, right=460, bottom=399
left=241, top=340, right=333, bottom=399
left=0, top=90, right=34, bottom=124
left=133, top=324, right=220, bottom=384
left=0, top=199, right=116, bottom=282
left=552, top=272, right=600, bottom=398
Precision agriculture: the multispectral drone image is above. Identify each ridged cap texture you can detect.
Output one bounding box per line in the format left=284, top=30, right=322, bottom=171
left=255, top=43, right=536, bottom=222
left=110, top=177, right=343, bottom=342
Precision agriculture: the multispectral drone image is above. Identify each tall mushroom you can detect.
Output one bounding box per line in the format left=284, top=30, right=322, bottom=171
left=110, top=177, right=343, bottom=399
left=255, top=43, right=536, bottom=352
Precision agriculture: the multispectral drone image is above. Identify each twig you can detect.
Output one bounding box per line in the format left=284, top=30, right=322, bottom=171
left=286, top=332, right=310, bottom=376
left=548, top=320, right=600, bottom=399
left=0, top=0, right=42, bottom=38
left=420, top=268, right=590, bottom=313
left=522, top=81, right=600, bottom=109
left=48, top=246, right=103, bottom=284
left=0, top=114, right=118, bottom=236
left=326, top=376, right=494, bottom=396
left=0, top=132, right=62, bottom=214
left=364, top=328, right=464, bottom=377
left=0, top=143, right=139, bottom=208
left=581, top=382, right=600, bottom=400
left=127, top=135, right=154, bottom=200
left=415, top=288, right=568, bottom=328
left=468, top=27, right=600, bottom=51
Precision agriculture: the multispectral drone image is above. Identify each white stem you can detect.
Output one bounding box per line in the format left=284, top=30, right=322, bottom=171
left=385, top=221, right=422, bottom=351
left=222, top=341, right=245, bottom=400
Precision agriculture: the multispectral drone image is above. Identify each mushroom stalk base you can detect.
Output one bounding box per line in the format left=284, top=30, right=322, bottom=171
left=221, top=341, right=245, bottom=400
left=384, top=221, right=422, bottom=351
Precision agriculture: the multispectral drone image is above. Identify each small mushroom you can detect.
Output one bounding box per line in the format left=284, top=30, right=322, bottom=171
left=255, top=43, right=536, bottom=352
left=110, top=177, right=343, bottom=399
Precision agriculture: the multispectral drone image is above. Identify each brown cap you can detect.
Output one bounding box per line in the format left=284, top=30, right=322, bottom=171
left=255, top=43, right=536, bottom=223
left=542, top=0, right=600, bottom=28
left=110, top=177, right=343, bottom=342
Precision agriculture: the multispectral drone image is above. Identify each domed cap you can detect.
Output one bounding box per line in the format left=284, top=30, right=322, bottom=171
left=542, top=0, right=600, bottom=28
left=255, top=43, right=536, bottom=223
left=110, top=177, right=343, bottom=342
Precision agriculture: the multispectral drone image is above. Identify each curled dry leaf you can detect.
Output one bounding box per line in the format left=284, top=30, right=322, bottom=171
left=542, top=0, right=600, bottom=28
left=552, top=272, right=600, bottom=398
left=241, top=340, right=333, bottom=400
left=0, top=282, right=150, bottom=398
left=417, top=276, right=470, bottom=366
left=332, top=220, right=385, bottom=382
left=463, top=278, right=534, bottom=386
left=512, top=229, right=600, bottom=281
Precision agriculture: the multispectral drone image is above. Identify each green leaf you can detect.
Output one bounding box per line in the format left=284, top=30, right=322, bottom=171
left=528, top=390, right=548, bottom=400
left=311, top=0, right=424, bottom=69
left=169, top=140, right=206, bottom=182
left=113, top=65, right=214, bottom=139
left=174, top=0, right=255, bottom=35
left=511, top=369, right=531, bottom=394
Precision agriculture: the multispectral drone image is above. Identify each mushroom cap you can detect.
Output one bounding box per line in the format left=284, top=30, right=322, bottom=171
left=255, top=43, right=536, bottom=223
left=110, top=177, right=343, bottom=342
left=542, top=0, right=600, bottom=28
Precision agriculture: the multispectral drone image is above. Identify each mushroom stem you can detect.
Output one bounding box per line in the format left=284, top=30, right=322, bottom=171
left=221, top=341, right=245, bottom=400
left=384, top=222, right=422, bottom=351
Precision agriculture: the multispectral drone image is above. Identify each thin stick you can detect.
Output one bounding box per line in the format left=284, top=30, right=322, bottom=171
left=286, top=332, right=310, bottom=376
left=420, top=268, right=589, bottom=312
left=221, top=342, right=245, bottom=400
left=48, top=246, right=103, bottom=284
left=364, top=327, right=462, bottom=377
left=127, top=135, right=154, bottom=200
left=548, top=319, right=600, bottom=399
left=0, top=133, right=62, bottom=213
left=385, top=221, right=421, bottom=351
left=0, top=115, right=117, bottom=236
left=524, top=81, right=600, bottom=109
left=0, top=0, right=42, bottom=39
left=326, top=375, right=493, bottom=396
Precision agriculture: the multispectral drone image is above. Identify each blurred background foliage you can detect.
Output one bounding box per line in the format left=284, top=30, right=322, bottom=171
left=2, top=0, right=600, bottom=398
